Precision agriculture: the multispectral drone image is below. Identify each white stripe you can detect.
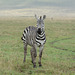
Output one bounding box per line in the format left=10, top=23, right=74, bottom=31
left=37, top=42, right=40, bottom=46
left=23, top=37, right=26, bottom=41
left=37, top=35, right=45, bottom=39
left=25, top=29, right=27, bottom=34
left=23, top=32, right=26, bottom=37
left=27, top=27, right=29, bottom=32
left=38, top=33, right=45, bottom=37
left=36, top=38, right=46, bottom=45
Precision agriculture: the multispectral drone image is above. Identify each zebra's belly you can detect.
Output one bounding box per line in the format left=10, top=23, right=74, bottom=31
left=27, top=36, right=36, bottom=46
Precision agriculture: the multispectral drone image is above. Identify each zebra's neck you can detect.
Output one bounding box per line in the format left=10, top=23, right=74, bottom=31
left=36, top=30, right=46, bottom=47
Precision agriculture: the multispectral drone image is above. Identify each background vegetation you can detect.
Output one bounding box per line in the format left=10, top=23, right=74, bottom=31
left=0, top=17, right=75, bottom=75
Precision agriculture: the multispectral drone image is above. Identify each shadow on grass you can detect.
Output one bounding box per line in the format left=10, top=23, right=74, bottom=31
left=50, top=37, right=75, bottom=52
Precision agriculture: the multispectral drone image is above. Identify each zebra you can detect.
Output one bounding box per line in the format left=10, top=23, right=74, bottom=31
left=21, top=15, right=46, bottom=68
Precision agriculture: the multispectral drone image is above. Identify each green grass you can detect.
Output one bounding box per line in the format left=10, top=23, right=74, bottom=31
left=0, top=17, right=75, bottom=75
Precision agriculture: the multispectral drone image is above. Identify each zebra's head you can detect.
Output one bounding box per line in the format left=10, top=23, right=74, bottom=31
left=35, top=15, right=46, bottom=34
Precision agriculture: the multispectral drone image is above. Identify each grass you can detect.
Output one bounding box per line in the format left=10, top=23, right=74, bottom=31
left=0, top=17, right=75, bottom=75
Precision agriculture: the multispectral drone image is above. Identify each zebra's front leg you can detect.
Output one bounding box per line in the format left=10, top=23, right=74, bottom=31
left=38, top=45, right=44, bottom=67
left=23, top=44, right=27, bottom=63
left=30, top=48, right=34, bottom=63
left=31, top=47, right=37, bottom=68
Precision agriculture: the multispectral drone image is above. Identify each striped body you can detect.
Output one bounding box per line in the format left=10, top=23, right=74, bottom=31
left=22, top=26, right=46, bottom=47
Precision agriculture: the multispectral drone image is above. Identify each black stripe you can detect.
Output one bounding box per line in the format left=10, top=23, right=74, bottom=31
left=38, top=34, right=45, bottom=38
left=22, top=37, right=26, bottom=41
left=36, top=40, right=41, bottom=45
left=23, top=34, right=25, bottom=38
left=23, top=39, right=26, bottom=41
left=26, top=28, right=28, bottom=32
left=24, top=30, right=26, bottom=34
left=36, top=36, right=45, bottom=40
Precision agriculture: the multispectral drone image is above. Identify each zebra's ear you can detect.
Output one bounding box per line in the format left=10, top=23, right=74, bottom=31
left=43, top=15, right=46, bottom=20
left=35, top=14, right=38, bottom=20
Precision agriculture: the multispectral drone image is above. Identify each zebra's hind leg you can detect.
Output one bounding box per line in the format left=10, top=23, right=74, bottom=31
left=38, top=45, right=44, bottom=67
left=23, top=43, right=27, bottom=63
left=31, top=47, right=37, bottom=68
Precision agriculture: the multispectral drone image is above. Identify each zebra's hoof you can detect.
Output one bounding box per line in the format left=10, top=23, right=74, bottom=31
left=33, top=65, right=37, bottom=68
left=39, top=64, right=42, bottom=67
left=38, top=62, right=42, bottom=67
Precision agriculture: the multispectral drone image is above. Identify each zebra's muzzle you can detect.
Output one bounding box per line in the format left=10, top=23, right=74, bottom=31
left=37, top=28, right=42, bottom=34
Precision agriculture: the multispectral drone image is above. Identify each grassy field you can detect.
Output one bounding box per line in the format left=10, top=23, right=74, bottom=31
left=0, top=17, right=75, bottom=75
